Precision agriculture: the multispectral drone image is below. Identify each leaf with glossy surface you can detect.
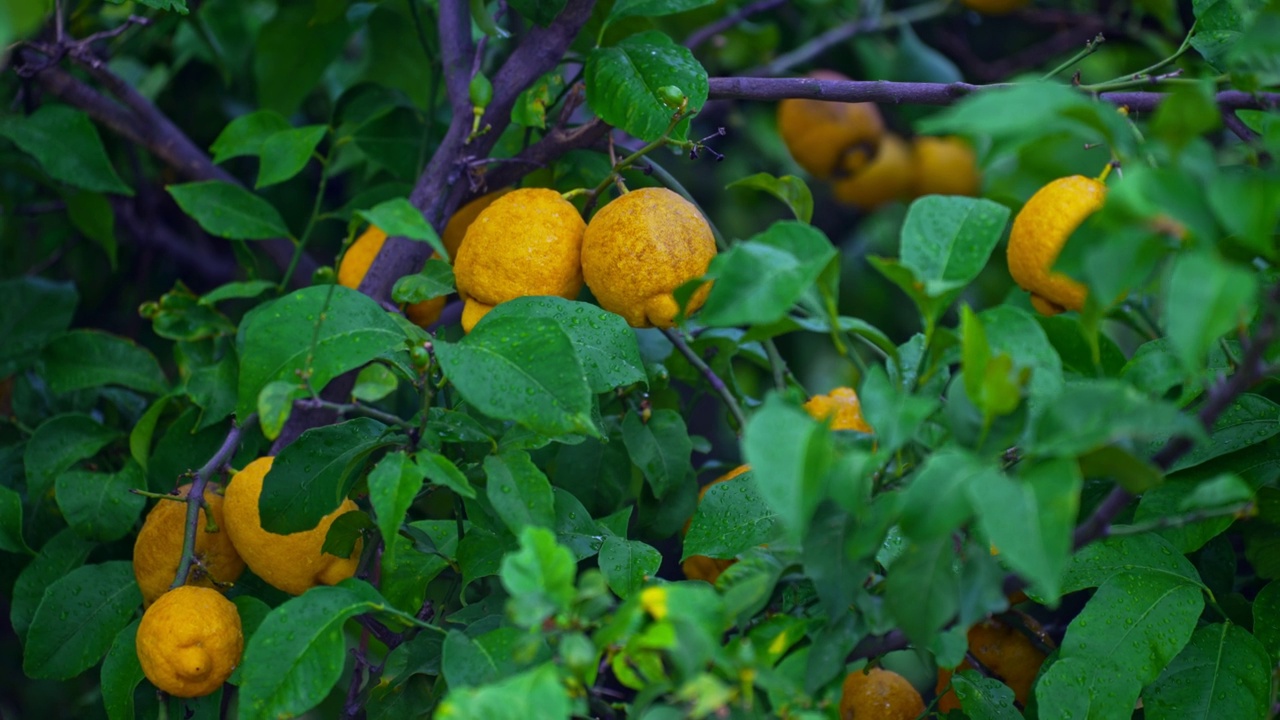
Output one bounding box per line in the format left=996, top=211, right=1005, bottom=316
left=257, top=125, right=328, bottom=188
left=0, top=277, right=77, bottom=375
left=1165, top=251, right=1257, bottom=375
left=621, top=410, right=693, bottom=500
left=23, top=562, right=141, bottom=680
left=437, top=662, right=571, bottom=719
left=254, top=3, right=352, bottom=115
left=609, top=0, right=715, bottom=21
left=357, top=197, right=447, bottom=259
left=211, top=110, right=292, bottom=163
left=101, top=620, right=144, bottom=720
left=0, top=104, right=132, bottom=194
left=168, top=181, right=291, bottom=240
left=700, top=221, right=837, bottom=327
left=41, top=329, right=168, bottom=395
left=585, top=31, right=708, bottom=142
left=416, top=450, right=477, bottom=499
left=24, top=413, right=121, bottom=499
left=485, top=450, right=555, bottom=535
left=900, top=196, right=1010, bottom=295
left=683, top=470, right=778, bottom=559
left=434, top=315, right=597, bottom=438
left=1144, top=623, right=1271, bottom=720
left=367, top=452, right=425, bottom=559
left=56, top=461, right=146, bottom=542
left=727, top=173, right=814, bottom=223
left=884, top=538, right=959, bottom=647
left=599, top=536, right=661, bottom=599
left=9, top=529, right=94, bottom=643
left=0, top=485, right=31, bottom=554
left=1029, top=379, right=1203, bottom=458
left=392, top=259, right=456, bottom=304
left=742, top=393, right=834, bottom=543
left=261, top=418, right=392, bottom=533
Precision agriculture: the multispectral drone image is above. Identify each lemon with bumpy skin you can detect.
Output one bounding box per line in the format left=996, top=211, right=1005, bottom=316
left=681, top=465, right=751, bottom=584
left=839, top=667, right=925, bottom=719
left=832, top=134, right=915, bottom=211
left=1006, top=175, right=1107, bottom=315
left=338, top=226, right=446, bottom=328
left=911, top=135, right=981, bottom=198
left=223, top=456, right=362, bottom=596
left=582, top=187, right=717, bottom=328
left=454, top=187, right=586, bottom=332
left=133, top=482, right=245, bottom=607
left=803, top=386, right=872, bottom=433
left=442, top=189, right=510, bottom=262
left=136, top=585, right=243, bottom=698
left=935, top=612, right=1053, bottom=712
left=777, top=70, right=885, bottom=179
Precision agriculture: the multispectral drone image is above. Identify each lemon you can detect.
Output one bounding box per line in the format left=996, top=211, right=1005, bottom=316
left=777, top=70, right=885, bottom=180
left=911, top=136, right=981, bottom=198
left=581, top=187, right=717, bottom=328
left=442, top=188, right=510, bottom=262
left=935, top=613, right=1053, bottom=712
left=136, top=585, right=243, bottom=698
left=839, top=667, right=925, bottom=720
left=803, top=387, right=872, bottom=433
left=338, top=225, right=446, bottom=328
left=453, top=187, right=586, bottom=332
left=1006, top=175, right=1107, bottom=315
left=222, top=456, right=362, bottom=596
left=832, top=134, right=914, bottom=211
left=133, top=482, right=245, bottom=607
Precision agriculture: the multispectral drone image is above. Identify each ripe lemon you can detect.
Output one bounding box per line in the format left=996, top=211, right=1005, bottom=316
left=777, top=70, right=885, bottom=180
left=832, top=134, right=914, bottom=211
left=911, top=136, right=981, bottom=198
left=962, top=0, right=1028, bottom=14
left=133, top=483, right=245, bottom=608
left=338, top=225, right=446, bottom=328
left=803, top=387, right=872, bottom=433
left=681, top=465, right=750, bottom=584
left=581, top=187, right=717, bottom=328
left=222, top=456, right=362, bottom=596
left=136, top=585, right=243, bottom=698
left=935, top=613, right=1053, bottom=712
left=453, top=187, right=586, bottom=332
left=839, top=667, right=925, bottom=720
left=442, top=188, right=510, bottom=262
left=1006, top=175, right=1107, bottom=315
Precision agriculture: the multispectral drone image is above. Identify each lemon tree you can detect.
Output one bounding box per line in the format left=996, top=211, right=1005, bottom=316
left=3, top=0, right=1280, bottom=719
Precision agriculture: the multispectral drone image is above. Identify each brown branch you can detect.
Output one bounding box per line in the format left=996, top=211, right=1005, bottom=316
left=479, top=117, right=612, bottom=191
left=170, top=414, right=255, bottom=591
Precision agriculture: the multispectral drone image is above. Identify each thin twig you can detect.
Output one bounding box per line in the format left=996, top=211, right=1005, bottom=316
left=660, top=327, right=749, bottom=433
left=170, top=414, right=257, bottom=591
left=752, top=0, right=950, bottom=76
left=684, top=0, right=786, bottom=49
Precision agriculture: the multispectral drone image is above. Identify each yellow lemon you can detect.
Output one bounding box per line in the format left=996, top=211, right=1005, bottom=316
left=453, top=187, right=586, bottom=332
left=442, top=188, right=510, bottom=262
left=803, top=387, right=872, bottom=433
left=338, top=225, right=446, bottom=328
left=839, top=667, right=925, bottom=720
left=1006, top=175, right=1107, bottom=315
left=777, top=70, right=885, bottom=180
left=832, top=134, right=915, bottom=211
left=936, top=613, right=1053, bottom=712
left=581, top=187, right=717, bottom=328
left=133, top=482, right=245, bottom=607
left=136, top=585, right=243, bottom=698
left=911, top=135, right=981, bottom=198
left=222, top=456, right=362, bottom=596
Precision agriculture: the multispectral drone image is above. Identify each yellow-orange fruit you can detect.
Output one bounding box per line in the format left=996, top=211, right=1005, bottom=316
left=777, top=70, right=885, bottom=179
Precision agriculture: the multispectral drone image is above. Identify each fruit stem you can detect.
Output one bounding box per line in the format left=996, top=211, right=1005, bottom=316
left=169, top=414, right=257, bottom=591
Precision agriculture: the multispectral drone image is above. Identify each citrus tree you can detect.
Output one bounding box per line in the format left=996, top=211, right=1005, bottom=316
left=3, top=0, right=1280, bottom=718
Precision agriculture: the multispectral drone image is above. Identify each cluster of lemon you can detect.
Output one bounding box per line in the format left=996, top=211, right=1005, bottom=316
left=682, top=386, right=872, bottom=584
left=340, top=185, right=718, bottom=333
left=777, top=70, right=981, bottom=212
left=131, top=457, right=360, bottom=697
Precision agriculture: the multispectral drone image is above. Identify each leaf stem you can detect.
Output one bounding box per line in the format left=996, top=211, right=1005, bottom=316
left=1041, top=33, right=1105, bottom=80
left=280, top=136, right=334, bottom=290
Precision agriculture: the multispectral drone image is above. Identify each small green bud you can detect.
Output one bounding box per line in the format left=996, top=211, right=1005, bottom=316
left=657, top=85, right=685, bottom=109
left=469, top=73, right=494, bottom=108
left=311, top=266, right=336, bottom=285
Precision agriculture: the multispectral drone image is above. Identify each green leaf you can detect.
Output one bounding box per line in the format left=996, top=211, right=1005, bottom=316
left=392, top=259, right=456, bottom=304
left=101, top=620, right=145, bottom=720
left=0, top=104, right=132, bottom=195
left=598, top=537, right=662, bottom=599
left=23, top=562, right=142, bottom=680
left=585, top=31, right=709, bottom=142
left=168, top=181, right=292, bottom=240
left=210, top=109, right=292, bottom=163
left=357, top=197, right=447, bottom=260
left=437, top=662, right=571, bottom=720
left=56, top=461, right=146, bottom=542
left=24, top=413, right=121, bottom=499
left=257, top=379, right=306, bottom=441
left=416, top=450, right=477, bottom=499
left=235, top=285, right=406, bottom=420
left=970, top=459, right=1081, bottom=601
left=609, top=0, right=715, bottom=21
left=1207, top=168, right=1280, bottom=260
left=883, top=538, right=959, bottom=647
left=683, top=470, right=779, bottom=560
left=1035, top=655, right=1140, bottom=720
left=200, top=279, right=279, bottom=305
left=1165, top=251, right=1257, bottom=376
left=0, top=276, right=77, bottom=375
left=1063, top=533, right=1202, bottom=591
left=352, top=107, right=422, bottom=180
left=63, top=189, right=118, bottom=267
left=951, top=671, right=1022, bottom=720
left=1144, top=622, right=1272, bottom=719
left=621, top=409, right=693, bottom=500
left=9, top=529, right=94, bottom=643
left=238, top=582, right=389, bottom=720
left=1151, top=80, right=1222, bottom=149
left=980, top=305, right=1065, bottom=406
left=253, top=3, right=352, bottom=115
left=1190, top=0, right=1263, bottom=68
left=1254, top=581, right=1280, bottom=662
left=261, top=418, right=393, bottom=533
left=900, top=449, right=990, bottom=541
left=553, top=488, right=606, bottom=560
left=0, top=485, right=32, bottom=554
left=960, top=306, right=1024, bottom=421
left=859, top=365, right=941, bottom=455
left=742, top=393, right=834, bottom=543
left=40, top=329, right=167, bottom=395
left=257, top=124, right=328, bottom=188
left=481, top=297, right=647, bottom=394
left=699, top=221, right=837, bottom=328
left=726, top=173, right=814, bottom=223
left=1130, top=475, right=1240, bottom=553
left=1029, top=379, right=1203, bottom=458
left=507, top=0, right=568, bottom=25
left=499, top=526, right=577, bottom=627
left=434, top=315, right=598, bottom=438
left=899, top=196, right=1010, bottom=294
left=368, top=452, right=425, bottom=559
left=352, top=363, right=398, bottom=402
left=485, top=450, right=556, bottom=535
